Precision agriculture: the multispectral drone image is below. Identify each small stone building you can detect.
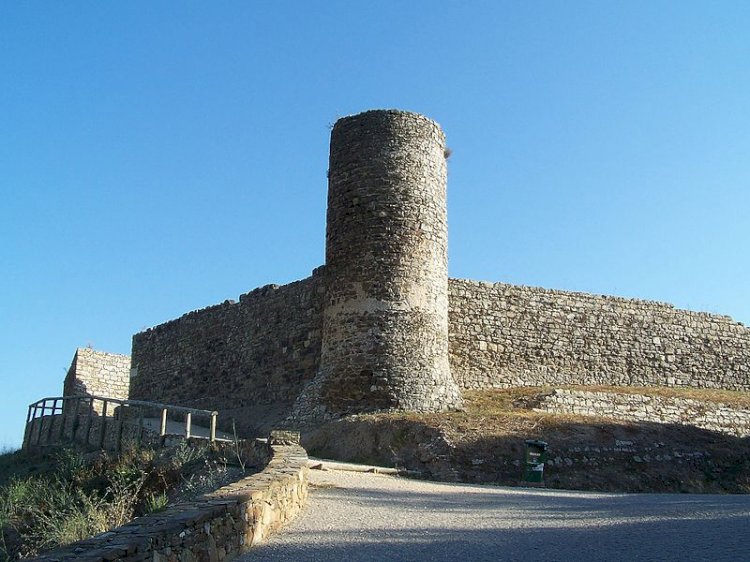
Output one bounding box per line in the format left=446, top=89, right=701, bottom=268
left=63, top=347, right=131, bottom=413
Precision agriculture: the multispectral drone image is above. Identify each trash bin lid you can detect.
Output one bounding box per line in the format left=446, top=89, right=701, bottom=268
left=524, top=439, right=548, bottom=449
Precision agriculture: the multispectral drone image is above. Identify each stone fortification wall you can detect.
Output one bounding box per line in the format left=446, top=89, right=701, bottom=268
left=533, top=389, right=750, bottom=437
left=122, top=109, right=750, bottom=430
left=449, top=279, right=750, bottom=391
left=130, top=273, right=323, bottom=434
left=312, top=109, right=462, bottom=418
left=63, top=348, right=130, bottom=413
left=128, top=273, right=750, bottom=431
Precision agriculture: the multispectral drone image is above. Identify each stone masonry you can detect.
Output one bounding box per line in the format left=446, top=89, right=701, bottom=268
left=116, top=109, right=750, bottom=435
left=63, top=347, right=130, bottom=414
left=448, top=279, right=750, bottom=391
left=309, top=110, right=463, bottom=418
left=533, top=389, right=750, bottom=438
left=131, top=276, right=323, bottom=435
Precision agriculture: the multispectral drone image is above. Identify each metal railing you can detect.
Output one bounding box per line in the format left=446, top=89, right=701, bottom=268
left=23, top=395, right=219, bottom=451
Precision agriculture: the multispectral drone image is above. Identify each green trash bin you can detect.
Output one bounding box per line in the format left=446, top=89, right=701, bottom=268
left=522, top=439, right=548, bottom=484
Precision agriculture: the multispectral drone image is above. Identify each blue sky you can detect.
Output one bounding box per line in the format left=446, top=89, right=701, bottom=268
left=1, top=2, right=748, bottom=447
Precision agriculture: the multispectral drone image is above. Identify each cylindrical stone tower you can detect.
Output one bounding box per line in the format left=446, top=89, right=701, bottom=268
left=317, top=109, right=463, bottom=415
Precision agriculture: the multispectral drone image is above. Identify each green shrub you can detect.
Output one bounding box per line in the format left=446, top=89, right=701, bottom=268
left=143, top=491, right=169, bottom=514
left=170, top=441, right=208, bottom=469
left=0, top=441, right=230, bottom=559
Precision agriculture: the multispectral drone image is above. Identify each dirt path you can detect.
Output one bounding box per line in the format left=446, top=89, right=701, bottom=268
left=238, top=468, right=750, bottom=562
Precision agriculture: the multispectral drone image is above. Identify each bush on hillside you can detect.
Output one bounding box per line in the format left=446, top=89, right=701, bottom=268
left=0, top=442, right=242, bottom=560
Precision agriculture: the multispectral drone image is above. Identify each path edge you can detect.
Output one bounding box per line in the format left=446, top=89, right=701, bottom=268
left=30, top=436, right=309, bottom=561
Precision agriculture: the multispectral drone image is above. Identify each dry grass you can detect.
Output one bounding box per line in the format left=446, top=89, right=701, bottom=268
left=436, top=385, right=750, bottom=445
left=463, top=385, right=750, bottom=412
left=0, top=442, right=244, bottom=560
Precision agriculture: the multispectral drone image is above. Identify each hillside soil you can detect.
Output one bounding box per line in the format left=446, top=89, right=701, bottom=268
left=303, top=387, right=750, bottom=494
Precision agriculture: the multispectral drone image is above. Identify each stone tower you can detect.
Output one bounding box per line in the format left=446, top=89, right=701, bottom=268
left=314, top=109, right=463, bottom=416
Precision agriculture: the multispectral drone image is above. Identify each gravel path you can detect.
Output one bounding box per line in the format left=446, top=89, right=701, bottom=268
left=238, top=468, right=750, bottom=562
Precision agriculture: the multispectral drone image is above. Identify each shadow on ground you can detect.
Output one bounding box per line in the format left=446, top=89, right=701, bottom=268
left=304, top=414, right=750, bottom=493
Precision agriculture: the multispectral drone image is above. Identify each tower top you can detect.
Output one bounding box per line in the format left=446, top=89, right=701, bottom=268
left=331, top=109, right=446, bottom=142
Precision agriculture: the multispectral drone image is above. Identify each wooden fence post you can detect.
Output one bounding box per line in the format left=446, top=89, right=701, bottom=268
left=160, top=408, right=168, bottom=438
left=57, top=398, right=67, bottom=442
left=22, top=405, right=33, bottom=450
left=44, top=398, right=57, bottom=445
left=34, top=401, right=43, bottom=445
left=84, top=397, right=95, bottom=446
left=116, top=407, right=124, bottom=452
left=99, top=400, right=108, bottom=449
left=57, top=398, right=70, bottom=443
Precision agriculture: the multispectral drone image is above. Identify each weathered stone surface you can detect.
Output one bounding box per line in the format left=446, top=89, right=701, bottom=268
left=449, top=279, right=750, bottom=391
left=310, top=109, right=463, bottom=417
left=121, top=109, right=750, bottom=430
left=130, top=277, right=324, bottom=435
left=534, top=389, right=750, bottom=437
left=64, top=348, right=130, bottom=413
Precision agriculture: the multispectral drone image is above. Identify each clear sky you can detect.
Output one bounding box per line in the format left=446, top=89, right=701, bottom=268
left=2, top=2, right=748, bottom=448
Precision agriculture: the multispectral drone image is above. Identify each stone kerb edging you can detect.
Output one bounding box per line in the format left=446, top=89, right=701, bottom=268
left=534, top=389, right=750, bottom=437
left=31, top=433, right=309, bottom=562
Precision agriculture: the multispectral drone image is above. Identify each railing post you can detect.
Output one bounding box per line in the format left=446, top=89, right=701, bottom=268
left=59, top=398, right=70, bottom=442
left=185, top=412, right=192, bottom=439
left=210, top=412, right=217, bottom=443
left=116, top=406, right=124, bottom=452
left=84, top=397, right=94, bottom=446
left=137, top=408, right=144, bottom=446
left=99, top=400, right=108, bottom=449
left=160, top=408, right=168, bottom=438
left=34, top=401, right=43, bottom=445
left=22, top=405, right=33, bottom=450
left=44, top=398, right=57, bottom=445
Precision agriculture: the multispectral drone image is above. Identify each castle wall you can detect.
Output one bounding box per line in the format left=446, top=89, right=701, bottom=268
left=127, top=273, right=750, bottom=435
left=123, top=109, right=750, bottom=433
left=130, top=273, right=323, bottom=434
left=63, top=348, right=130, bottom=413
left=448, top=279, right=750, bottom=391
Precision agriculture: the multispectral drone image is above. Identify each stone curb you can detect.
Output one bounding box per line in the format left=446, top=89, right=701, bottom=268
left=30, top=440, right=309, bottom=562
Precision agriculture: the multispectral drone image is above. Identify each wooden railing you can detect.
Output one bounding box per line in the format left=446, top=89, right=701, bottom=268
left=23, top=395, right=219, bottom=451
